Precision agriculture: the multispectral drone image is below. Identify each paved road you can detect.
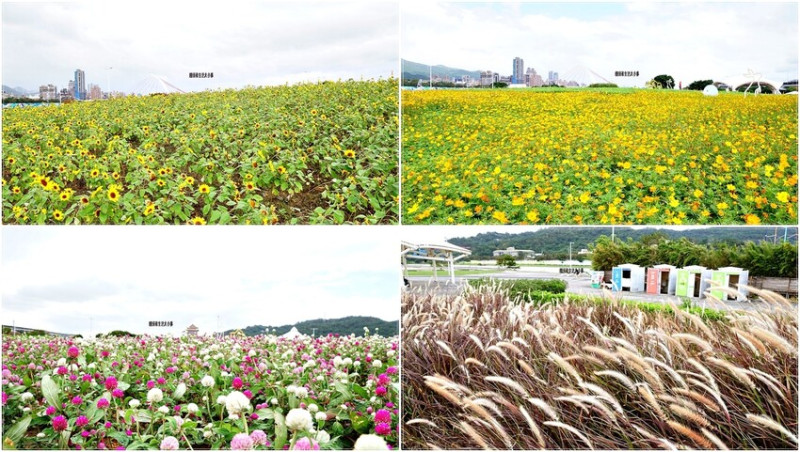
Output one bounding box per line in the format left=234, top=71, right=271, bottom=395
left=405, top=273, right=786, bottom=313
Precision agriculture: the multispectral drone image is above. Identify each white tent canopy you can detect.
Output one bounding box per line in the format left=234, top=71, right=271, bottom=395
left=401, top=240, right=471, bottom=283
left=280, top=327, right=304, bottom=339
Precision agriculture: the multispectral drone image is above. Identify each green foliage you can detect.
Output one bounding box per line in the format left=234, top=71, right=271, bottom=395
left=105, top=330, right=136, bottom=337
left=591, top=234, right=797, bottom=277
left=653, top=74, right=675, bottom=89
left=736, top=84, right=776, bottom=94
left=492, top=82, right=508, bottom=88
left=469, top=278, right=567, bottom=304
left=228, top=316, right=398, bottom=337
left=686, top=79, right=714, bottom=90
left=495, top=254, right=518, bottom=268
left=588, top=83, right=619, bottom=88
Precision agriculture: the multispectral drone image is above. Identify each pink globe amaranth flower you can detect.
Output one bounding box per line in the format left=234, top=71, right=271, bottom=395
left=374, top=422, right=392, bottom=436
left=160, top=436, right=180, bottom=450
left=98, top=442, right=107, bottom=450
left=250, top=413, right=259, bottom=420
left=1, top=392, right=6, bottom=405
left=75, top=415, right=88, bottom=427
left=291, top=437, right=320, bottom=450
left=157, top=377, right=166, bottom=385
left=146, top=380, right=155, bottom=389
left=386, top=366, right=398, bottom=374
left=57, top=366, right=68, bottom=375
left=232, top=377, right=243, bottom=389
left=374, top=409, right=391, bottom=424
left=112, top=389, right=124, bottom=398
left=52, top=415, right=68, bottom=431
left=97, top=398, right=110, bottom=409
left=375, top=386, right=387, bottom=397
left=72, top=395, right=83, bottom=405
left=366, top=406, right=373, bottom=414
left=46, top=405, right=57, bottom=416
left=81, top=430, right=91, bottom=438
left=105, top=422, right=112, bottom=429
left=101, top=350, right=110, bottom=358
left=68, top=346, right=80, bottom=358
left=165, top=367, right=176, bottom=374
left=105, top=376, right=118, bottom=390
left=230, top=432, right=254, bottom=450
left=377, top=373, right=390, bottom=385
left=243, top=389, right=253, bottom=399
left=385, top=402, right=394, bottom=409
left=250, top=430, right=268, bottom=446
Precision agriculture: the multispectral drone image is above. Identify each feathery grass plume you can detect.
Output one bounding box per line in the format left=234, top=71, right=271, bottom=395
left=582, top=345, right=622, bottom=365
left=543, top=421, right=594, bottom=450
left=749, top=326, right=796, bottom=355
left=424, top=378, right=464, bottom=406
left=463, top=397, right=501, bottom=421
left=739, top=284, right=795, bottom=312
left=666, top=420, right=714, bottom=449
left=706, top=357, right=756, bottom=390
left=558, top=395, right=618, bottom=424
left=701, top=427, right=729, bottom=450
left=518, top=405, right=546, bottom=449
left=687, top=358, right=719, bottom=393
left=484, top=375, right=530, bottom=398
left=577, top=316, right=609, bottom=344
left=672, top=388, right=722, bottom=414
left=609, top=336, right=638, bottom=353
left=594, top=370, right=635, bottom=391
left=672, top=333, right=714, bottom=353
left=573, top=353, right=605, bottom=368
left=745, top=413, right=799, bottom=445
left=644, top=356, right=688, bottom=389
left=638, top=384, right=667, bottom=421
left=516, top=360, right=547, bottom=385
left=458, top=420, right=492, bottom=450
left=496, top=341, right=524, bottom=357
left=668, top=403, right=711, bottom=428
left=465, top=357, right=487, bottom=368
left=685, top=378, right=729, bottom=419
left=631, top=423, right=658, bottom=441
left=468, top=334, right=486, bottom=352
left=526, top=397, right=559, bottom=421
left=732, top=327, right=766, bottom=356
left=406, top=418, right=438, bottom=428
left=511, top=337, right=530, bottom=350
left=547, top=352, right=583, bottom=384
left=613, top=312, right=638, bottom=339
left=657, top=394, right=698, bottom=411
left=579, top=382, right=624, bottom=415
left=486, top=345, right=511, bottom=361
left=748, top=368, right=790, bottom=402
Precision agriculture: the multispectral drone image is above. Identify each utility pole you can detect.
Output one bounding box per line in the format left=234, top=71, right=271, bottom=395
left=312, top=328, right=317, bottom=337
left=569, top=242, right=574, bottom=273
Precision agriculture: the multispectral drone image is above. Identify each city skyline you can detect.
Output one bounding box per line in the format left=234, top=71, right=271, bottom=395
left=2, top=2, right=398, bottom=93
left=402, top=2, right=798, bottom=87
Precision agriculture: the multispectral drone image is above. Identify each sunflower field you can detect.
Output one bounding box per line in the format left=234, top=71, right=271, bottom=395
left=2, top=79, right=398, bottom=225
left=401, top=89, right=797, bottom=225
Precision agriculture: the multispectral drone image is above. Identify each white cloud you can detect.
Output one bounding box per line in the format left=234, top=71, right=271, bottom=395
left=402, top=2, right=797, bottom=86
left=2, top=1, right=399, bottom=93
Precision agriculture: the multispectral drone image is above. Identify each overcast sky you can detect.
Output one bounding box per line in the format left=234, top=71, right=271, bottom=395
left=2, top=1, right=399, bottom=94
left=402, top=1, right=798, bottom=87
left=2, top=227, right=400, bottom=338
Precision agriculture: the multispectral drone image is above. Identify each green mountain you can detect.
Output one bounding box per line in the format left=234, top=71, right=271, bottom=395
left=225, top=316, right=398, bottom=337
left=402, top=59, right=482, bottom=81
left=447, top=227, right=796, bottom=259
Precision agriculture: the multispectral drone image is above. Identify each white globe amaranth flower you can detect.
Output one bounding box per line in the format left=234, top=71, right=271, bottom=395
left=308, top=403, right=319, bottom=413
left=158, top=405, right=170, bottom=414
left=225, top=391, right=250, bottom=416
left=343, top=358, right=353, bottom=366
left=174, top=383, right=187, bottom=398
left=315, top=430, right=331, bottom=444
left=216, top=395, right=227, bottom=405
left=187, top=403, right=199, bottom=413
left=57, top=358, right=67, bottom=366
left=372, top=359, right=382, bottom=368
left=201, top=375, right=215, bottom=388
left=353, top=360, right=360, bottom=367
left=285, top=408, right=313, bottom=432
left=129, top=399, right=141, bottom=408
left=270, top=397, right=278, bottom=405
left=386, top=350, right=396, bottom=357
left=315, top=412, right=327, bottom=422
left=147, top=388, right=164, bottom=403
left=294, top=386, right=309, bottom=399
left=332, top=356, right=343, bottom=368
left=354, top=434, right=389, bottom=450
left=20, top=392, right=34, bottom=402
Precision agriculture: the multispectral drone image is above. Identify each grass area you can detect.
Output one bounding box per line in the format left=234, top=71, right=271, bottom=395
left=406, top=268, right=501, bottom=277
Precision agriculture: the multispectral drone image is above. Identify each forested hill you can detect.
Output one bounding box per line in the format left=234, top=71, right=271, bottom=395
left=448, top=227, right=795, bottom=259
left=225, top=316, right=398, bottom=337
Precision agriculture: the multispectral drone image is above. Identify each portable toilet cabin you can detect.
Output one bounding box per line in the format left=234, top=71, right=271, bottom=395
left=611, top=264, right=645, bottom=292
left=675, top=266, right=713, bottom=298
left=709, top=267, right=749, bottom=301
left=646, top=264, right=677, bottom=295
left=589, top=271, right=605, bottom=289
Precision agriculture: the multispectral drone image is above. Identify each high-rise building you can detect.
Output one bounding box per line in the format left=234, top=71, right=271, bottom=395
left=525, top=68, right=544, bottom=87
left=39, top=84, right=57, bottom=101
left=512, top=57, right=524, bottom=84
left=480, top=70, right=494, bottom=87
left=88, top=83, right=103, bottom=100
left=74, top=69, right=86, bottom=100
left=548, top=71, right=559, bottom=85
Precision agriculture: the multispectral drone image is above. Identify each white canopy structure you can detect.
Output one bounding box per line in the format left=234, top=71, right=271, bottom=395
left=401, top=240, right=471, bottom=283
left=280, top=327, right=304, bottom=339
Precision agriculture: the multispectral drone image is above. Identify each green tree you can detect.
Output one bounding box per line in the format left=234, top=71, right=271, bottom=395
left=686, top=80, right=714, bottom=90
left=653, top=74, right=675, bottom=89
left=496, top=254, right=518, bottom=268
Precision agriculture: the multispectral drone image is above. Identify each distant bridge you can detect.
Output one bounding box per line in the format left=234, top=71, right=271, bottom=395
left=2, top=324, right=76, bottom=338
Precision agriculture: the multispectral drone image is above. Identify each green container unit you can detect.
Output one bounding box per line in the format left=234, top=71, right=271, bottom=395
left=675, top=266, right=713, bottom=298
left=709, top=267, right=749, bottom=301
left=589, top=271, right=605, bottom=289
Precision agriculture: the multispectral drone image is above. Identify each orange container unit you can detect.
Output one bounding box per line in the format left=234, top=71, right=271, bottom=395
left=645, top=264, right=677, bottom=295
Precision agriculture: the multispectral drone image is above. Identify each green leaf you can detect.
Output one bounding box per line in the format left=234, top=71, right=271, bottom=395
left=3, top=415, right=31, bottom=445
left=273, top=412, right=287, bottom=450
left=332, top=210, right=345, bottom=224
left=351, top=413, right=372, bottom=434
left=255, top=408, right=275, bottom=420
left=41, top=375, right=60, bottom=408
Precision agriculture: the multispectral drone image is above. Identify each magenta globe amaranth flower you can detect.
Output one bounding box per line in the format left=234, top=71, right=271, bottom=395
left=52, top=415, right=68, bottom=432
left=160, top=436, right=180, bottom=450
left=72, top=395, right=83, bottom=405
left=230, top=433, right=254, bottom=450
left=105, top=376, right=118, bottom=390
left=68, top=346, right=80, bottom=358
left=46, top=405, right=57, bottom=416
left=97, top=398, right=109, bottom=409
left=375, top=409, right=391, bottom=424
left=375, top=422, right=392, bottom=436
left=232, top=376, right=243, bottom=389
left=375, top=386, right=387, bottom=396
left=75, top=415, right=89, bottom=427
left=292, top=437, right=320, bottom=450
left=112, top=389, right=124, bottom=399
